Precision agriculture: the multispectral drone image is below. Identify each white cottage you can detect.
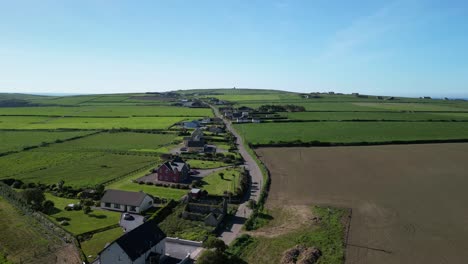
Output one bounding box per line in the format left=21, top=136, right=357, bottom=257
left=97, top=220, right=166, bottom=264
left=101, top=189, right=153, bottom=214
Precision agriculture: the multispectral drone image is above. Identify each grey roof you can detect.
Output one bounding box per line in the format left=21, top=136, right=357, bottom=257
left=163, top=160, right=188, bottom=172
left=101, top=189, right=149, bottom=207
left=187, top=140, right=205, bottom=148
left=115, top=219, right=166, bottom=261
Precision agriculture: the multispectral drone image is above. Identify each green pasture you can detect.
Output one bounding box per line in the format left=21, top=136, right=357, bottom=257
left=354, top=102, right=468, bottom=112
left=49, top=132, right=176, bottom=152
left=45, top=194, right=121, bottom=235
left=0, top=116, right=195, bottom=129
left=235, top=121, right=468, bottom=144
left=0, top=197, right=59, bottom=264
left=0, top=130, right=93, bottom=153
left=282, top=111, right=468, bottom=121
left=0, top=105, right=212, bottom=117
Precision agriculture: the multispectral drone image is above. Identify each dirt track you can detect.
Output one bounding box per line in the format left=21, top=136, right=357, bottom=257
left=257, top=143, right=468, bottom=264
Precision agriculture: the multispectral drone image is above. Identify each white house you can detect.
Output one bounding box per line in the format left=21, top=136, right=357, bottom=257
left=101, top=189, right=153, bottom=214
left=97, top=220, right=166, bottom=264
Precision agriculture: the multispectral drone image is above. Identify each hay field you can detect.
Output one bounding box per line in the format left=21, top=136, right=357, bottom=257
left=257, top=144, right=468, bottom=264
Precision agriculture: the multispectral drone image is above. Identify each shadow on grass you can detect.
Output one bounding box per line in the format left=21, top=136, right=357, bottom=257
left=55, top=217, right=71, bottom=221
left=87, top=214, right=108, bottom=219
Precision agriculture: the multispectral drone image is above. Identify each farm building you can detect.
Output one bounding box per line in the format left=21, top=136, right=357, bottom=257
left=100, top=189, right=153, bottom=214
left=182, top=197, right=227, bottom=227
left=182, top=120, right=200, bottom=129
left=183, top=128, right=206, bottom=152
left=96, top=220, right=166, bottom=264
left=156, top=157, right=190, bottom=183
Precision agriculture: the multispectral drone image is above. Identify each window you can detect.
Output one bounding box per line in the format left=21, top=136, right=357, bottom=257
left=105, top=203, right=111, bottom=207
left=114, top=204, right=120, bottom=209
left=129, top=206, right=136, bottom=211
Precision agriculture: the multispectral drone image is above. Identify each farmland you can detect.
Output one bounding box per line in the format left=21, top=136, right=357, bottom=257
left=0, top=130, right=93, bottom=153
left=282, top=111, right=468, bottom=121
left=257, top=144, right=468, bottom=264
left=235, top=122, right=468, bottom=145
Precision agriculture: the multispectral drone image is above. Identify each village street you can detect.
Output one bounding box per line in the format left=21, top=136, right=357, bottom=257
left=210, top=105, right=264, bottom=245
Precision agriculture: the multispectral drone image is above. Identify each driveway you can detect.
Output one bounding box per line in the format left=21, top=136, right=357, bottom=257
left=119, top=213, right=144, bottom=232
left=210, top=105, right=263, bottom=245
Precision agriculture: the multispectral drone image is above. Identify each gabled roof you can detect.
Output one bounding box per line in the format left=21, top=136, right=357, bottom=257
left=114, top=220, right=166, bottom=261
left=161, top=159, right=188, bottom=172
left=101, top=189, right=149, bottom=206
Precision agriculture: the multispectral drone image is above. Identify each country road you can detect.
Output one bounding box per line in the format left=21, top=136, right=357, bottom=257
left=210, top=105, right=264, bottom=245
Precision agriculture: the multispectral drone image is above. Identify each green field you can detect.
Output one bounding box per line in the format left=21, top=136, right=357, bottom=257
left=80, top=227, right=123, bottom=261
left=200, top=167, right=241, bottom=195
left=0, top=105, right=212, bottom=117
left=45, top=194, right=121, bottom=235
left=0, top=197, right=61, bottom=264
left=0, top=116, right=196, bottom=130
left=282, top=111, right=468, bottom=121
left=235, top=122, right=468, bottom=144
left=49, top=132, right=176, bottom=152
left=0, top=130, right=93, bottom=153
left=12, top=153, right=156, bottom=187
left=355, top=102, right=468, bottom=112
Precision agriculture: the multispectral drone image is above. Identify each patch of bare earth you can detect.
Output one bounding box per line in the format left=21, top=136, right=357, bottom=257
left=257, top=143, right=468, bottom=264
left=246, top=205, right=315, bottom=238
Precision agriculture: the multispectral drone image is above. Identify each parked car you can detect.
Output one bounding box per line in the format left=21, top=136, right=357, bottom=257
left=123, top=213, right=134, bottom=220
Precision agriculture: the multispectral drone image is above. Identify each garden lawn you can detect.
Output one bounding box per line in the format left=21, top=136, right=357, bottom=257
left=45, top=194, right=121, bottom=235
left=187, top=159, right=229, bottom=169
left=200, top=167, right=241, bottom=195
left=0, top=130, right=94, bottom=153
left=235, top=122, right=468, bottom=145
left=107, top=173, right=187, bottom=200
left=80, top=227, right=124, bottom=261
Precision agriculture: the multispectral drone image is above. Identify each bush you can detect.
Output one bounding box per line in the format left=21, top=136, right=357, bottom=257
left=83, top=205, right=91, bottom=214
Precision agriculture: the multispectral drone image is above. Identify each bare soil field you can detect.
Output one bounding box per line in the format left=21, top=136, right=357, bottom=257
left=257, top=143, right=468, bottom=264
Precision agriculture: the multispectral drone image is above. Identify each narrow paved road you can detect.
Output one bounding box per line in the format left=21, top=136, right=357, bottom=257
left=210, top=106, right=264, bottom=245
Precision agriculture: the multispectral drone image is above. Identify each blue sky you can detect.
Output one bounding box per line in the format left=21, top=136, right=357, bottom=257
left=0, top=0, right=467, bottom=97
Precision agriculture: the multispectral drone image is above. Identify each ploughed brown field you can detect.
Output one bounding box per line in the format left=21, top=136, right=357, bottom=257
left=256, top=143, right=468, bottom=264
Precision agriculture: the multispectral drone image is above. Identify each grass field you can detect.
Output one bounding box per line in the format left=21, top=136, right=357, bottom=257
left=199, top=167, right=241, bottom=195
left=0, top=105, right=212, bottom=117
left=257, top=144, right=468, bottom=264
left=159, top=204, right=213, bottom=241
left=235, top=122, right=468, bottom=144
left=0, top=116, right=196, bottom=130
left=49, top=132, right=176, bottom=152
left=0, top=150, right=157, bottom=187
left=80, top=227, right=123, bottom=261
left=355, top=102, right=468, bottom=111
left=0, top=130, right=93, bottom=153
left=0, top=197, right=63, bottom=263
left=45, top=194, right=121, bottom=235
left=232, top=206, right=347, bottom=264
left=282, top=111, right=468, bottom=121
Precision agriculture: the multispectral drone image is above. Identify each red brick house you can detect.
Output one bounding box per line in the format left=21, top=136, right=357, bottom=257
left=156, top=157, right=190, bottom=183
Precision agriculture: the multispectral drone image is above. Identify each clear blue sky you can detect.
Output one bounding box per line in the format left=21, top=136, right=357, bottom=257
left=1, top=0, right=467, bottom=97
